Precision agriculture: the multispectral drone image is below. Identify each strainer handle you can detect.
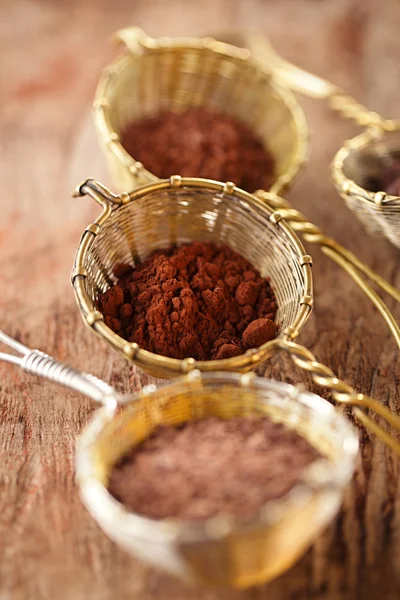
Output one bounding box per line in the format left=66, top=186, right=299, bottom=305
left=0, top=330, right=116, bottom=404
left=277, top=339, right=400, bottom=456
left=73, top=179, right=121, bottom=206
left=256, top=191, right=400, bottom=348
left=113, top=27, right=154, bottom=55
left=246, top=34, right=400, bottom=131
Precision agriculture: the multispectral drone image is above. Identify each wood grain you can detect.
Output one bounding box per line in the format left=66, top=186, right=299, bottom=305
left=1, top=0, right=400, bottom=598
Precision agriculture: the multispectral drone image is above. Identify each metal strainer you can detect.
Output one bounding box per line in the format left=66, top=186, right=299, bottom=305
left=332, top=128, right=400, bottom=249
left=0, top=329, right=359, bottom=587
left=93, top=27, right=400, bottom=349
left=72, top=177, right=312, bottom=378
left=71, top=177, right=400, bottom=454
left=93, top=27, right=309, bottom=197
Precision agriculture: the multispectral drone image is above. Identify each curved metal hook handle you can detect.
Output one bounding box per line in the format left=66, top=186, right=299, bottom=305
left=278, top=339, right=400, bottom=455
left=73, top=179, right=124, bottom=228
left=113, top=26, right=155, bottom=55
left=0, top=330, right=117, bottom=404
left=73, top=178, right=122, bottom=207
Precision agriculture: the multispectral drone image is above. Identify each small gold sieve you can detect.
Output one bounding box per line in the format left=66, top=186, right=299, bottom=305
left=93, top=27, right=400, bottom=349
left=0, top=329, right=359, bottom=588
left=71, top=177, right=400, bottom=454
left=93, top=27, right=309, bottom=197
left=71, top=177, right=313, bottom=378
left=332, top=128, right=400, bottom=249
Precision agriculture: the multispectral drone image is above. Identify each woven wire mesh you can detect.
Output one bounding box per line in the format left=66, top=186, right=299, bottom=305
left=95, top=41, right=307, bottom=194
left=83, top=185, right=307, bottom=349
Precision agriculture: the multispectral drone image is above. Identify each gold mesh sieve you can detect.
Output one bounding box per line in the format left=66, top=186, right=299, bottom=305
left=0, top=329, right=359, bottom=588
left=78, top=372, right=358, bottom=588
left=93, top=27, right=309, bottom=196
left=332, top=128, right=400, bottom=249
left=71, top=177, right=400, bottom=454
left=72, top=177, right=312, bottom=378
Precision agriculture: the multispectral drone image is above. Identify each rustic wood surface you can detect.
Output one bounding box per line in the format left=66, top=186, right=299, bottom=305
left=1, top=0, right=400, bottom=598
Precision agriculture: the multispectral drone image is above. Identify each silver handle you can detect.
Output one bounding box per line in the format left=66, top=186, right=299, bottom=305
left=0, top=330, right=116, bottom=404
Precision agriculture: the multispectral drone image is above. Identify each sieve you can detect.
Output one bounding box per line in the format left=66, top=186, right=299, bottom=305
left=0, top=329, right=359, bottom=587
left=93, top=27, right=309, bottom=197
left=71, top=177, right=400, bottom=453
left=213, top=32, right=400, bottom=250
left=93, top=27, right=400, bottom=349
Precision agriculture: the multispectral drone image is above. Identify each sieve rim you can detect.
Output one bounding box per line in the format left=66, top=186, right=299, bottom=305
left=93, top=31, right=309, bottom=196
left=71, top=177, right=313, bottom=376
left=331, top=128, right=400, bottom=208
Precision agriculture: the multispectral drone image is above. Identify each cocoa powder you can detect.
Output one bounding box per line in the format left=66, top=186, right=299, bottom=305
left=365, top=161, right=400, bottom=196
left=99, top=242, right=277, bottom=360
left=107, top=417, right=321, bottom=520
left=121, top=108, right=275, bottom=192
left=383, top=162, right=400, bottom=196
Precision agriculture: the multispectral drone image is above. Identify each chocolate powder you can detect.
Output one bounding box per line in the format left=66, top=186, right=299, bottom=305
left=107, top=417, right=321, bottom=520
left=383, top=162, right=400, bottom=196
left=121, top=108, right=276, bottom=192
left=365, top=161, right=400, bottom=196
left=99, top=242, right=277, bottom=361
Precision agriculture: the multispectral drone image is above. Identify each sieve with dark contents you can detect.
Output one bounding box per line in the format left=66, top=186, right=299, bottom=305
left=93, top=27, right=400, bottom=348
left=72, top=177, right=400, bottom=454
left=0, top=329, right=359, bottom=587
left=93, top=27, right=309, bottom=197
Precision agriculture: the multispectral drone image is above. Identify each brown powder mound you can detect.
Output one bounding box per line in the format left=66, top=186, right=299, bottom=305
left=120, top=108, right=276, bottom=192
left=98, top=242, right=277, bottom=361
left=107, top=417, right=321, bottom=520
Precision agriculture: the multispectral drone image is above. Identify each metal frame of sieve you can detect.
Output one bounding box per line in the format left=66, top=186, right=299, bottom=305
left=93, top=27, right=309, bottom=197
left=71, top=177, right=313, bottom=377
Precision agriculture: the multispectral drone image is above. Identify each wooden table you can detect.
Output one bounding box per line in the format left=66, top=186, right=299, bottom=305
left=1, top=1, right=400, bottom=598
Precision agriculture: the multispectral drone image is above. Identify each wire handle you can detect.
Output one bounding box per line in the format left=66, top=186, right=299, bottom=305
left=73, top=179, right=121, bottom=206
left=0, top=330, right=117, bottom=404
left=245, top=32, right=400, bottom=345
left=243, top=34, right=400, bottom=132
left=278, top=339, right=400, bottom=455
left=113, top=26, right=153, bottom=55
left=256, top=191, right=400, bottom=347
left=73, top=178, right=124, bottom=228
